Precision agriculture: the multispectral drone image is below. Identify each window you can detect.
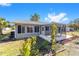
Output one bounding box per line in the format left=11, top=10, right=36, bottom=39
left=42, top=27, right=44, bottom=31
left=22, top=26, right=25, bottom=33
left=17, top=25, right=25, bottom=34
left=34, top=26, right=39, bottom=32
left=58, top=27, right=61, bottom=33
left=18, top=25, right=21, bottom=33
left=27, top=27, right=33, bottom=33
left=45, top=26, right=49, bottom=31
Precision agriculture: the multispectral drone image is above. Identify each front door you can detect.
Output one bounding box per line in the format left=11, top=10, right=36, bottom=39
left=41, top=26, right=45, bottom=35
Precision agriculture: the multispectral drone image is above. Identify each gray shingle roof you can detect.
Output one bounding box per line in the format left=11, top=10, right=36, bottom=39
left=14, top=20, right=50, bottom=25
left=14, top=20, right=66, bottom=26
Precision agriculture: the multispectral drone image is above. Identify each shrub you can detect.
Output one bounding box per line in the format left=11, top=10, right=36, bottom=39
left=30, top=36, right=39, bottom=56
left=20, top=36, right=39, bottom=56
left=20, top=38, right=32, bottom=56
left=75, top=41, right=79, bottom=45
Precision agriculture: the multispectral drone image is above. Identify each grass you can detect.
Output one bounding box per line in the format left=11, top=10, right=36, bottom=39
left=0, top=40, right=68, bottom=56
left=55, top=45, right=68, bottom=56
left=0, top=35, right=72, bottom=56
left=0, top=36, right=51, bottom=56
left=66, top=31, right=79, bottom=36
left=56, top=50, right=68, bottom=56
left=56, top=36, right=79, bottom=56
left=0, top=40, right=24, bottom=56
left=56, top=31, right=79, bottom=56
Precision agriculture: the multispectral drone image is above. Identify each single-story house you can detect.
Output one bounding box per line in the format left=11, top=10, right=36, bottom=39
left=12, top=20, right=66, bottom=39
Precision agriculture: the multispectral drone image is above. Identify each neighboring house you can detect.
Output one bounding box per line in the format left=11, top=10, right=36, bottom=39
left=2, top=27, right=12, bottom=34
left=66, top=26, right=74, bottom=32
left=13, top=20, right=66, bottom=39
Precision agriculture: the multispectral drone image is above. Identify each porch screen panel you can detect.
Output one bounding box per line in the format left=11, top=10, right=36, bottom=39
left=18, top=25, right=21, bottom=33
left=34, top=26, right=39, bottom=32
left=27, top=27, right=33, bottom=33
left=45, top=26, right=49, bottom=31
left=22, top=26, right=25, bottom=33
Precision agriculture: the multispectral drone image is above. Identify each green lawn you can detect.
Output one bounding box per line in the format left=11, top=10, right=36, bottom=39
left=0, top=37, right=51, bottom=56
left=66, top=31, right=79, bottom=36
left=56, top=50, right=68, bottom=56
left=0, top=36, right=68, bottom=56
left=0, top=40, right=24, bottom=56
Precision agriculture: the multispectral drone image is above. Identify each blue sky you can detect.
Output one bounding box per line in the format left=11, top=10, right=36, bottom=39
left=0, top=3, right=79, bottom=24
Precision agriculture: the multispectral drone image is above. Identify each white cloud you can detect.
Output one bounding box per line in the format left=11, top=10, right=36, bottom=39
left=61, top=17, right=68, bottom=22
left=45, top=12, right=69, bottom=23
left=0, top=3, right=11, bottom=7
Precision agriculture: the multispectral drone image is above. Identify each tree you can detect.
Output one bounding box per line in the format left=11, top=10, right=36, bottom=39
left=0, top=18, right=9, bottom=34
left=8, top=22, right=15, bottom=30
left=50, top=23, right=57, bottom=56
left=69, top=18, right=79, bottom=31
left=68, top=24, right=79, bottom=31
left=69, top=18, right=79, bottom=24
left=30, top=13, right=40, bottom=22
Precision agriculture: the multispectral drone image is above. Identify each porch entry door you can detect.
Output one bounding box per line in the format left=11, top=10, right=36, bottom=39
left=41, top=26, right=45, bottom=35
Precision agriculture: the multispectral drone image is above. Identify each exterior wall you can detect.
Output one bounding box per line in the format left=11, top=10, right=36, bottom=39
left=15, top=23, right=66, bottom=39
left=15, top=24, right=41, bottom=39
left=40, top=25, right=51, bottom=35
left=66, top=27, right=70, bottom=32
left=45, top=25, right=51, bottom=35
left=57, top=25, right=66, bottom=33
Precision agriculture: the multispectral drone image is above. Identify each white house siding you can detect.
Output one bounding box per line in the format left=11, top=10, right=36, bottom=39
left=15, top=24, right=41, bottom=39
left=45, top=25, right=51, bottom=35
left=15, top=24, right=66, bottom=39
left=14, top=21, right=67, bottom=39
left=66, top=27, right=70, bottom=32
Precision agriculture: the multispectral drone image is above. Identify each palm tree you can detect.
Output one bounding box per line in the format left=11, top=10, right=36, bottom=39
left=30, top=13, right=40, bottom=22
left=0, top=18, right=9, bottom=34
